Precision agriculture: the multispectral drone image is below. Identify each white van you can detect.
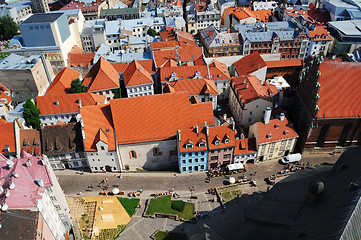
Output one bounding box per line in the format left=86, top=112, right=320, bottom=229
left=281, top=153, right=302, bottom=164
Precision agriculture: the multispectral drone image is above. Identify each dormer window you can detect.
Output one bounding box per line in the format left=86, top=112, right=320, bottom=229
left=266, top=133, right=272, bottom=139
left=215, top=140, right=220, bottom=145
left=199, top=142, right=206, bottom=148
left=186, top=143, right=193, bottom=149
left=224, top=139, right=230, bottom=144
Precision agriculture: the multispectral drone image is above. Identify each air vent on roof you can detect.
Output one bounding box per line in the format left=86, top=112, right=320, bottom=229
left=274, top=124, right=279, bottom=129
left=106, top=129, right=109, bottom=132
left=36, top=178, right=44, bottom=187
left=6, top=160, right=14, bottom=169
left=26, top=159, right=32, bottom=167
left=266, top=133, right=272, bottom=139
left=12, top=171, right=19, bottom=178
left=1, top=202, right=8, bottom=211
left=9, top=182, right=15, bottom=190
left=54, top=100, right=59, bottom=106
left=309, top=181, right=324, bottom=196
left=5, top=189, right=10, bottom=197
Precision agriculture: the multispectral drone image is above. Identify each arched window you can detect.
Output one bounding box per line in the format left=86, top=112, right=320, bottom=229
left=153, top=148, right=159, bottom=156
left=129, top=150, right=137, bottom=159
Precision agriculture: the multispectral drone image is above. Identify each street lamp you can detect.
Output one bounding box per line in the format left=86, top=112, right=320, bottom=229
left=189, top=186, right=195, bottom=198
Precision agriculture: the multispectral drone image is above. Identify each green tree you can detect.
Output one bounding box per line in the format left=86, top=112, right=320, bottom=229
left=0, top=16, right=19, bottom=41
left=147, top=28, right=157, bottom=37
left=23, top=99, right=41, bottom=129
left=69, top=78, right=87, bottom=93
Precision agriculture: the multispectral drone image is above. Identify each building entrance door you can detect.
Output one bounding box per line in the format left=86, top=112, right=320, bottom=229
left=105, top=165, right=112, bottom=172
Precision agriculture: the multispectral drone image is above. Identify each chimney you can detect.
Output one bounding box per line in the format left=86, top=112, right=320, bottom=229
left=36, top=178, right=44, bottom=187
left=54, top=100, right=59, bottom=106
left=195, top=125, right=199, bottom=136
left=204, top=121, right=207, bottom=127
left=264, top=107, right=272, bottom=124
left=280, top=112, right=285, bottom=121
left=223, top=113, right=227, bottom=120
left=78, top=98, right=82, bottom=109
left=177, top=130, right=181, bottom=142
left=243, top=78, right=246, bottom=84
left=231, top=117, right=235, bottom=131
left=246, top=83, right=249, bottom=89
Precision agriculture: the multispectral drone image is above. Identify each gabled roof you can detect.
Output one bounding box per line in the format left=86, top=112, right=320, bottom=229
left=0, top=122, right=16, bottom=155
left=208, top=124, right=236, bottom=150
left=81, top=104, right=116, bottom=151
left=208, top=60, right=231, bottom=79
left=123, top=60, right=154, bottom=87
left=83, top=57, right=120, bottom=92
left=37, top=93, right=106, bottom=115
left=234, top=52, right=267, bottom=76
left=67, top=45, right=95, bottom=67
left=111, top=62, right=128, bottom=73
left=231, top=75, right=277, bottom=105
left=179, top=126, right=208, bottom=153
left=234, top=138, right=257, bottom=155
left=46, top=67, right=80, bottom=95
left=316, top=62, right=361, bottom=119
left=110, top=92, right=215, bottom=145
left=308, top=25, right=332, bottom=41
left=232, top=8, right=271, bottom=22
left=153, top=46, right=204, bottom=68
left=20, top=129, right=41, bottom=156
left=266, top=59, right=302, bottom=68
left=253, top=117, right=298, bottom=145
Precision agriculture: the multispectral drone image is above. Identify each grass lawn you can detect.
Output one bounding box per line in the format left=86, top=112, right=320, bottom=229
left=153, top=231, right=187, bottom=240
left=0, top=52, right=10, bottom=60
left=117, top=197, right=140, bottom=217
left=146, top=195, right=194, bottom=220
left=219, top=185, right=242, bottom=202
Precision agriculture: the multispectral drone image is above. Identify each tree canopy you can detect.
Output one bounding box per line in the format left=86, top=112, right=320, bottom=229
left=23, top=99, right=41, bottom=129
left=147, top=28, right=157, bottom=37
left=0, top=16, right=18, bottom=41
left=69, top=78, right=87, bottom=93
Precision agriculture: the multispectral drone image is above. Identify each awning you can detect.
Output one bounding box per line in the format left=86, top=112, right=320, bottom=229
left=227, top=163, right=244, bottom=171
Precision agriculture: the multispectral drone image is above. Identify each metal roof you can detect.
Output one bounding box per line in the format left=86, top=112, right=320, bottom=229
left=21, top=13, right=64, bottom=24
left=0, top=53, right=40, bottom=70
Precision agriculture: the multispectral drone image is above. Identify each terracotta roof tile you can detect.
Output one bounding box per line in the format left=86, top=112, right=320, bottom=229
left=232, top=8, right=271, bottom=22
left=69, top=45, right=85, bottom=54
left=254, top=118, right=298, bottom=145
left=231, top=75, right=277, bottom=104
left=123, top=60, right=154, bottom=87
left=83, top=57, right=120, bottom=92
left=111, top=62, right=128, bottom=73
left=208, top=60, right=231, bottom=79
left=110, top=92, right=215, bottom=144
left=0, top=83, right=11, bottom=106
left=20, top=129, right=41, bottom=156
left=308, top=26, right=331, bottom=41
left=234, top=138, right=257, bottom=155
left=316, top=62, right=361, bottom=118
left=46, top=68, right=81, bottom=95
left=153, top=46, right=204, bottom=68
left=67, top=45, right=94, bottom=67
left=0, top=122, right=15, bottom=155
left=81, top=104, right=116, bottom=151
left=179, top=126, right=208, bottom=153
left=208, top=125, right=236, bottom=150
left=234, top=52, right=267, bottom=76
left=37, top=93, right=106, bottom=116
left=266, top=59, right=302, bottom=68
left=138, top=60, right=156, bottom=73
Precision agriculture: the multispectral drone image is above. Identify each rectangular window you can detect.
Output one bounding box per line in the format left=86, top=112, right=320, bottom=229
left=201, top=158, right=204, bottom=161
left=210, top=156, right=218, bottom=161
left=224, top=154, right=231, bottom=159
left=188, top=166, right=192, bottom=171
left=200, top=165, right=204, bottom=170
left=182, top=167, right=186, bottom=171
left=182, top=160, right=186, bottom=164
left=195, top=158, right=198, bottom=162
left=188, top=159, right=192, bottom=163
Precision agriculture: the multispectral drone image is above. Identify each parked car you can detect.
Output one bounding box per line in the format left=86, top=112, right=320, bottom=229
left=281, top=153, right=302, bottom=164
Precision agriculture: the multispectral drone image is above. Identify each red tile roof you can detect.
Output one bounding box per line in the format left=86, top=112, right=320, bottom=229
left=110, top=92, right=215, bottom=144
left=285, top=8, right=330, bottom=26
left=234, top=138, right=257, bottom=155
left=68, top=44, right=95, bottom=66
left=0, top=122, right=15, bottom=154
left=178, top=126, right=208, bottom=153
left=232, top=8, right=271, bottom=22
left=123, top=60, right=154, bottom=87
left=164, top=77, right=218, bottom=96
left=20, top=129, right=41, bottom=156
left=37, top=93, right=106, bottom=116
left=208, top=60, right=231, bottom=79
left=111, top=62, right=128, bottom=73
left=231, top=75, right=277, bottom=105
left=266, top=59, right=303, bottom=68
left=157, top=29, right=196, bottom=49
left=46, top=67, right=81, bottom=95
left=81, top=104, right=116, bottom=151
left=0, top=83, right=11, bottom=106
left=83, top=57, right=120, bottom=92
left=316, top=62, right=361, bottom=119
left=153, top=46, right=204, bottom=68
left=308, top=26, right=331, bottom=41
left=138, top=60, right=156, bottom=74
left=254, top=118, right=298, bottom=145
left=234, top=52, right=267, bottom=76
left=208, top=125, right=236, bottom=150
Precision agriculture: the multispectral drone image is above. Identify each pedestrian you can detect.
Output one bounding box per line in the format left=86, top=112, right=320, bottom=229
left=255, top=170, right=257, bottom=175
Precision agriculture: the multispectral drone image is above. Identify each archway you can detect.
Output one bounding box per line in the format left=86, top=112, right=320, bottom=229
left=246, top=159, right=255, bottom=164
left=105, top=165, right=112, bottom=172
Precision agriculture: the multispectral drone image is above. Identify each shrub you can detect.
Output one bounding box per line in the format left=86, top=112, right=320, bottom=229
left=171, top=200, right=185, bottom=212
